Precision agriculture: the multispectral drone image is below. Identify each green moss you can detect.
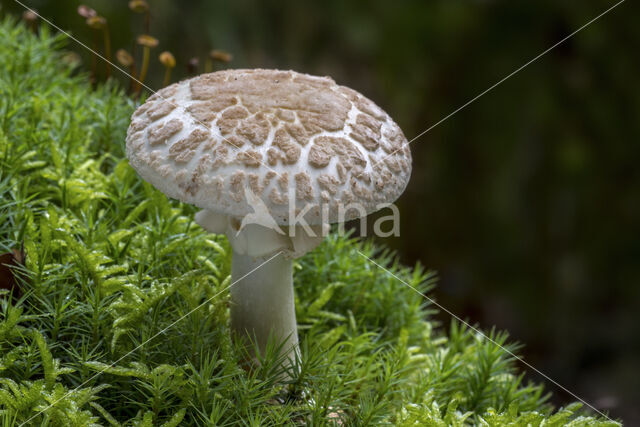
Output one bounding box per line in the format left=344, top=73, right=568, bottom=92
left=0, top=17, right=620, bottom=426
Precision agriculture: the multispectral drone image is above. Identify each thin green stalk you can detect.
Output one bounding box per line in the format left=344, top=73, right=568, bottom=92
left=137, top=46, right=150, bottom=93
left=162, top=67, right=171, bottom=87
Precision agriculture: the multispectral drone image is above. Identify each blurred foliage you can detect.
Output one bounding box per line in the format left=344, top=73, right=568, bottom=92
left=0, top=0, right=638, bottom=423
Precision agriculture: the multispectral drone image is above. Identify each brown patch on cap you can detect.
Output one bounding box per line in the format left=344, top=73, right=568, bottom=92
left=157, top=164, right=172, bottom=178
left=308, top=136, right=366, bottom=171
left=269, top=188, right=288, bottom=205
left=308, top=137, right=337, bottom=168
left=351, top=178, right=373, bottom=201
left=272, top=128, right=301, bottom=164
left=217, top=118, right=237, bottom=136
left=277, top=172, right=289, bottom=191
left=222, top=106, right=250, bottom=120
left=264, top=171, right=276, bottom=188
left=229, top=171, right=246, bottom=202
left=340, top=189, right=355, bottom=205
left=292, top=74, right=333, bottom=88
left=339, top=86, right=386, bottom=120
left=266, top=148, right=282, bottom=166
left=284, top=123, right=309, bottom=146
left=130, top=117, right=150, bottom=133
left=294, top=172, right=314, bottom=201
left=182, top=154, right=213, bottom=196
left=297, top=111, right=341, bottom=133
left=148, top=119, right=183, bottom=145
left=169, top=128, right=210, bottom=163
left=374, top=167, right=392, bottom=191
left=350, top=113, right=381, bottom=151
left=381, top=124, right=406, bottom=154
left=211, top=145, right=229, bottom=168
left=248, top=173, right=263, bottom=194
left=187, top=97, right=237, bottom=123
left=132, top=101, right=153, bottom=118
left=189, top=73, right=228, bottom=100
left=276, top=109, right=296, bottom=122
left=237, top=113, right=270, bottom=145
left=217, top=106, right=249, bottom=136
left=222, top=134, right=245, bottom=149
left=318, top=174, right=340, bottom=194
left=352, top=165, right=371, bottom=185
left=336, top=162, right=347, bottom=184
left=147, top=102, right=176, bottom=121
left=236, top=150, right=262, bottom=167
left=384, top=157, right=403, bottom=173
left=153, top=85, right=178, bottom=99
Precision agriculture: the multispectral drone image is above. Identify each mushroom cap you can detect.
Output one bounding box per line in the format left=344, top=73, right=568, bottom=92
left=137, top=34, right=158, bottom=48
left=159, top=51, right=176, bottom=68
left=86, top=15, right=107, bottom=30
left=209, top=50, right=233, bottom=63
left=77, top=5, right=97, bottom=19
left=126, top=69, right=411, bottom=225
left=116, top=49, right=134, bottom=67
left=128, top=0, right=149, bottom=13
left=22, top=10, right=38, bottom=22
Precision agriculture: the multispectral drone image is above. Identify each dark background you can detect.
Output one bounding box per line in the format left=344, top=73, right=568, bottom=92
left=3, top=0, right=639, bottom=423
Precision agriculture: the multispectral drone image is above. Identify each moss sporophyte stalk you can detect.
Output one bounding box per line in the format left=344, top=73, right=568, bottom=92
left=0, top=16, right=620, bottom=426
left=135, top=34, right=158, bottom=94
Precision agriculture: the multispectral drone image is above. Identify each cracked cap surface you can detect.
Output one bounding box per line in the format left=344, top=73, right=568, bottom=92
left=126, top=69, right=411, bottom=225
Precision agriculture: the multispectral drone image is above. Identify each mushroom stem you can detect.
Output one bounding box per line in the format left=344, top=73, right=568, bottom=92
left=230, top=251, right=299, bottom=368
left=136, top=47, right=150, bottom=93
left=162, top=67, right=172, bottom=87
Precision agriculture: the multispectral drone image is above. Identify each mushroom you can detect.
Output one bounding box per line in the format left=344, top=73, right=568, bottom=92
left=21, top=9, right=38, bottom=32
left=158, top=51, right=176, bottom=87
left=135, top=34, right=158, bottom=94
left=205, top=49, right=233, bottom=73
left=116, top=49, right=137, bottom=93
left=85, top=15, right=111, bottom=78
left=125, top=69, right=411, bottom=369
left=128, top=0, right=151, bottom=34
